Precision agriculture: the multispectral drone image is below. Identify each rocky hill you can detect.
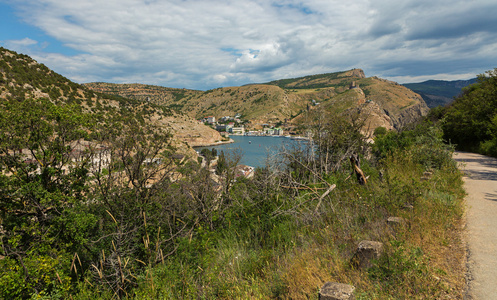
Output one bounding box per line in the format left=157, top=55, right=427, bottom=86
left=85, top=82, right=306, bottom=126
left=86, top=69, right=429, bottom=133
left=0, top=47, right=222, bottom=149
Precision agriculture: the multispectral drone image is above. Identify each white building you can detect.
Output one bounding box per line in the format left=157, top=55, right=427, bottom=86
left=230, top=126, right=245, bottom=135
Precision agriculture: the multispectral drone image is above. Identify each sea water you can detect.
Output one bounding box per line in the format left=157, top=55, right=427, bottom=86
left=196, top=135, right=306, bottom=168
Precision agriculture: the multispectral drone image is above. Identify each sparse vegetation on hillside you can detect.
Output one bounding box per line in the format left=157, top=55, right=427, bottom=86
left=84, top=82, right=201, bottom=109
left=265, top=69, right=365, bottom=89
left=0, top=48, right=222, bottom=149
left=85, top=69, right=428, bottom=133
left=0, top=47, right=174, bottom=118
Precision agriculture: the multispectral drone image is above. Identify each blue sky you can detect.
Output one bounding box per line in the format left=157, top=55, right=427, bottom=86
left=1, top=0, right=496, bottom=90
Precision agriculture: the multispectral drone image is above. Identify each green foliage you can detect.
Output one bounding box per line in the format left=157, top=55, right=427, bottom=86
left=173, top=91, right=186, bottom=101
left=0, top=98, right=95, bottom=297
left=374, top=122, right=454, bottom=170
left=200, top=148, right=217, bottom=165
left=168, top=103, right=184, bottom=111
left=479, top=112, right=497, bottom=156
left=442, top=68, right=497, bottom=156
left=373, top=126, right=387, bottom=137
left=0, top=95, right=184, bottom=298
left=253, top=94, right=268, bottom=104
left=308, top=112, right=367, bottom=176
left=0, top=253, right=73, bottom=299
left=216, top=150, right=227, bottom=175
left=368, top=241, right=430, bottom=294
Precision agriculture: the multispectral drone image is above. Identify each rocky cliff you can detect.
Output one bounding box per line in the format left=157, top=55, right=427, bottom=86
left=358, top=76, right=430, bottom=130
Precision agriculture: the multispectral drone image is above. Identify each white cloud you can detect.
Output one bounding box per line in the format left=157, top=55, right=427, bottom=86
left=3, top=37, right=38, bottom=51
left=4, top=0, right=496, bottom=89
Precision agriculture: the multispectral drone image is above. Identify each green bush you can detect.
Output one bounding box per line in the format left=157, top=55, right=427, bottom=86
left=443, top=68, right=497, bottom=156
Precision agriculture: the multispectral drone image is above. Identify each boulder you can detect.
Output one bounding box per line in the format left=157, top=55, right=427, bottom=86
left=319, top=282, right=355, bottom=300
left=352, top=240, right=383, bottom=269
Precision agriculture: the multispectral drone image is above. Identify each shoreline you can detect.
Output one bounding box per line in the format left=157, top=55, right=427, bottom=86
left=192, top=138, right=235, bottom=148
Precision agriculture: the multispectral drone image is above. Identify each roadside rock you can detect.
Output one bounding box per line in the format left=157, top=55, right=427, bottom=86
left=319, top=282, right=355, bottom=300
left=351, top=240, right=384, bottom=269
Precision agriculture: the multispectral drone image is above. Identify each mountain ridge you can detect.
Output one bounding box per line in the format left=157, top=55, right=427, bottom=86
left=85, top=69, right=429, bottom=133
left=402, top=78, right=477, bottom=108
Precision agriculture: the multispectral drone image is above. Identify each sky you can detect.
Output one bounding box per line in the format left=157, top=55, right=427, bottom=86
left=1, top=0, right=496, bottom=90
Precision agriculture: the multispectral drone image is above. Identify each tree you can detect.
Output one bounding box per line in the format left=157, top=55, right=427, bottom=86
left=443, top=68, right=497, bottom=155
left=0, top=98, right=95, bottom=298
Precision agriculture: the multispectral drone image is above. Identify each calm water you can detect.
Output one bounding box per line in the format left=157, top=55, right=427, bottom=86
left=196, top=135, right=305, bottom=168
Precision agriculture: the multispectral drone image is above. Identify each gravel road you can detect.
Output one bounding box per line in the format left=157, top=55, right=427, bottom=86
left=453, top=151, right=497, bottom=300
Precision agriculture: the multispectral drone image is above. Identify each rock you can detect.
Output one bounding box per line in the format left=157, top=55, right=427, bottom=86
left=319, top=282, right=355, bottom=300
left=421, top=171, right=433, bottom=181
left=390, top=102, right=430, bottom=130
left=387, top=216, right=406, bottom=226
left=387, top=217, right=407, bottom=236
left=352, top=240, right=383, bottom=269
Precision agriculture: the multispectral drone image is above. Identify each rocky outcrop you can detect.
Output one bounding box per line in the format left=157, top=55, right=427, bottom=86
left=156, top=114, right=224, bottom=147
left=340, top=68, right=365, bottom=79
left=386, top=101, right=430, bottom=130
left=357, top=101, right=395, bottom=132
left=360, top=76, right=430, bottom=131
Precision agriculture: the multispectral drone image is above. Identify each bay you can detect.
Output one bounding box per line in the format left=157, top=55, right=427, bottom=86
left=196, top=135, right=305, bottom=168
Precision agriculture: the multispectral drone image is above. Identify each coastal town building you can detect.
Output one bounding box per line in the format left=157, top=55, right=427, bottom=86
left=263, top=127, right=284, bottom=136
left=230, top=126, right=245, bottom=135
left=201, top=116, right=216, bottom=124
left=216, top=124, right=234, bottom=132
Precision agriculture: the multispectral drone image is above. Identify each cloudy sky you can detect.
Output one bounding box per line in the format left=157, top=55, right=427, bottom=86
left=1, top=0, right=496, bottom=90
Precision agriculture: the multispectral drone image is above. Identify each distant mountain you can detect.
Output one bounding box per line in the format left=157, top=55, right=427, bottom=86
left=0, top=47, right=222, bottom=148
left=86, top=69, right=429, bottom=133
left=403, top=78, right=477, bottom=108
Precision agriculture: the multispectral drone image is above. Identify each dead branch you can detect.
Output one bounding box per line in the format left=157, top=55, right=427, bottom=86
left=350, top=154, right=367, bottom=185
left=314, top=184, right=337, bottom=213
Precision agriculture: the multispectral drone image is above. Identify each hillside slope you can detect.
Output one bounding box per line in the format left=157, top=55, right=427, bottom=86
left=0, top=47, right=222, bottom=148
left=403, top=78, right=477, bottom=108
left=85, top=82, right=306, bottom=126
left=86, top=69, right=428, bottom=133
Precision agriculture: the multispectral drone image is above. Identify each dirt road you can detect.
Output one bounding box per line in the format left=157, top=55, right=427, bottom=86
left=453, top=151, right=497, bottom=299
